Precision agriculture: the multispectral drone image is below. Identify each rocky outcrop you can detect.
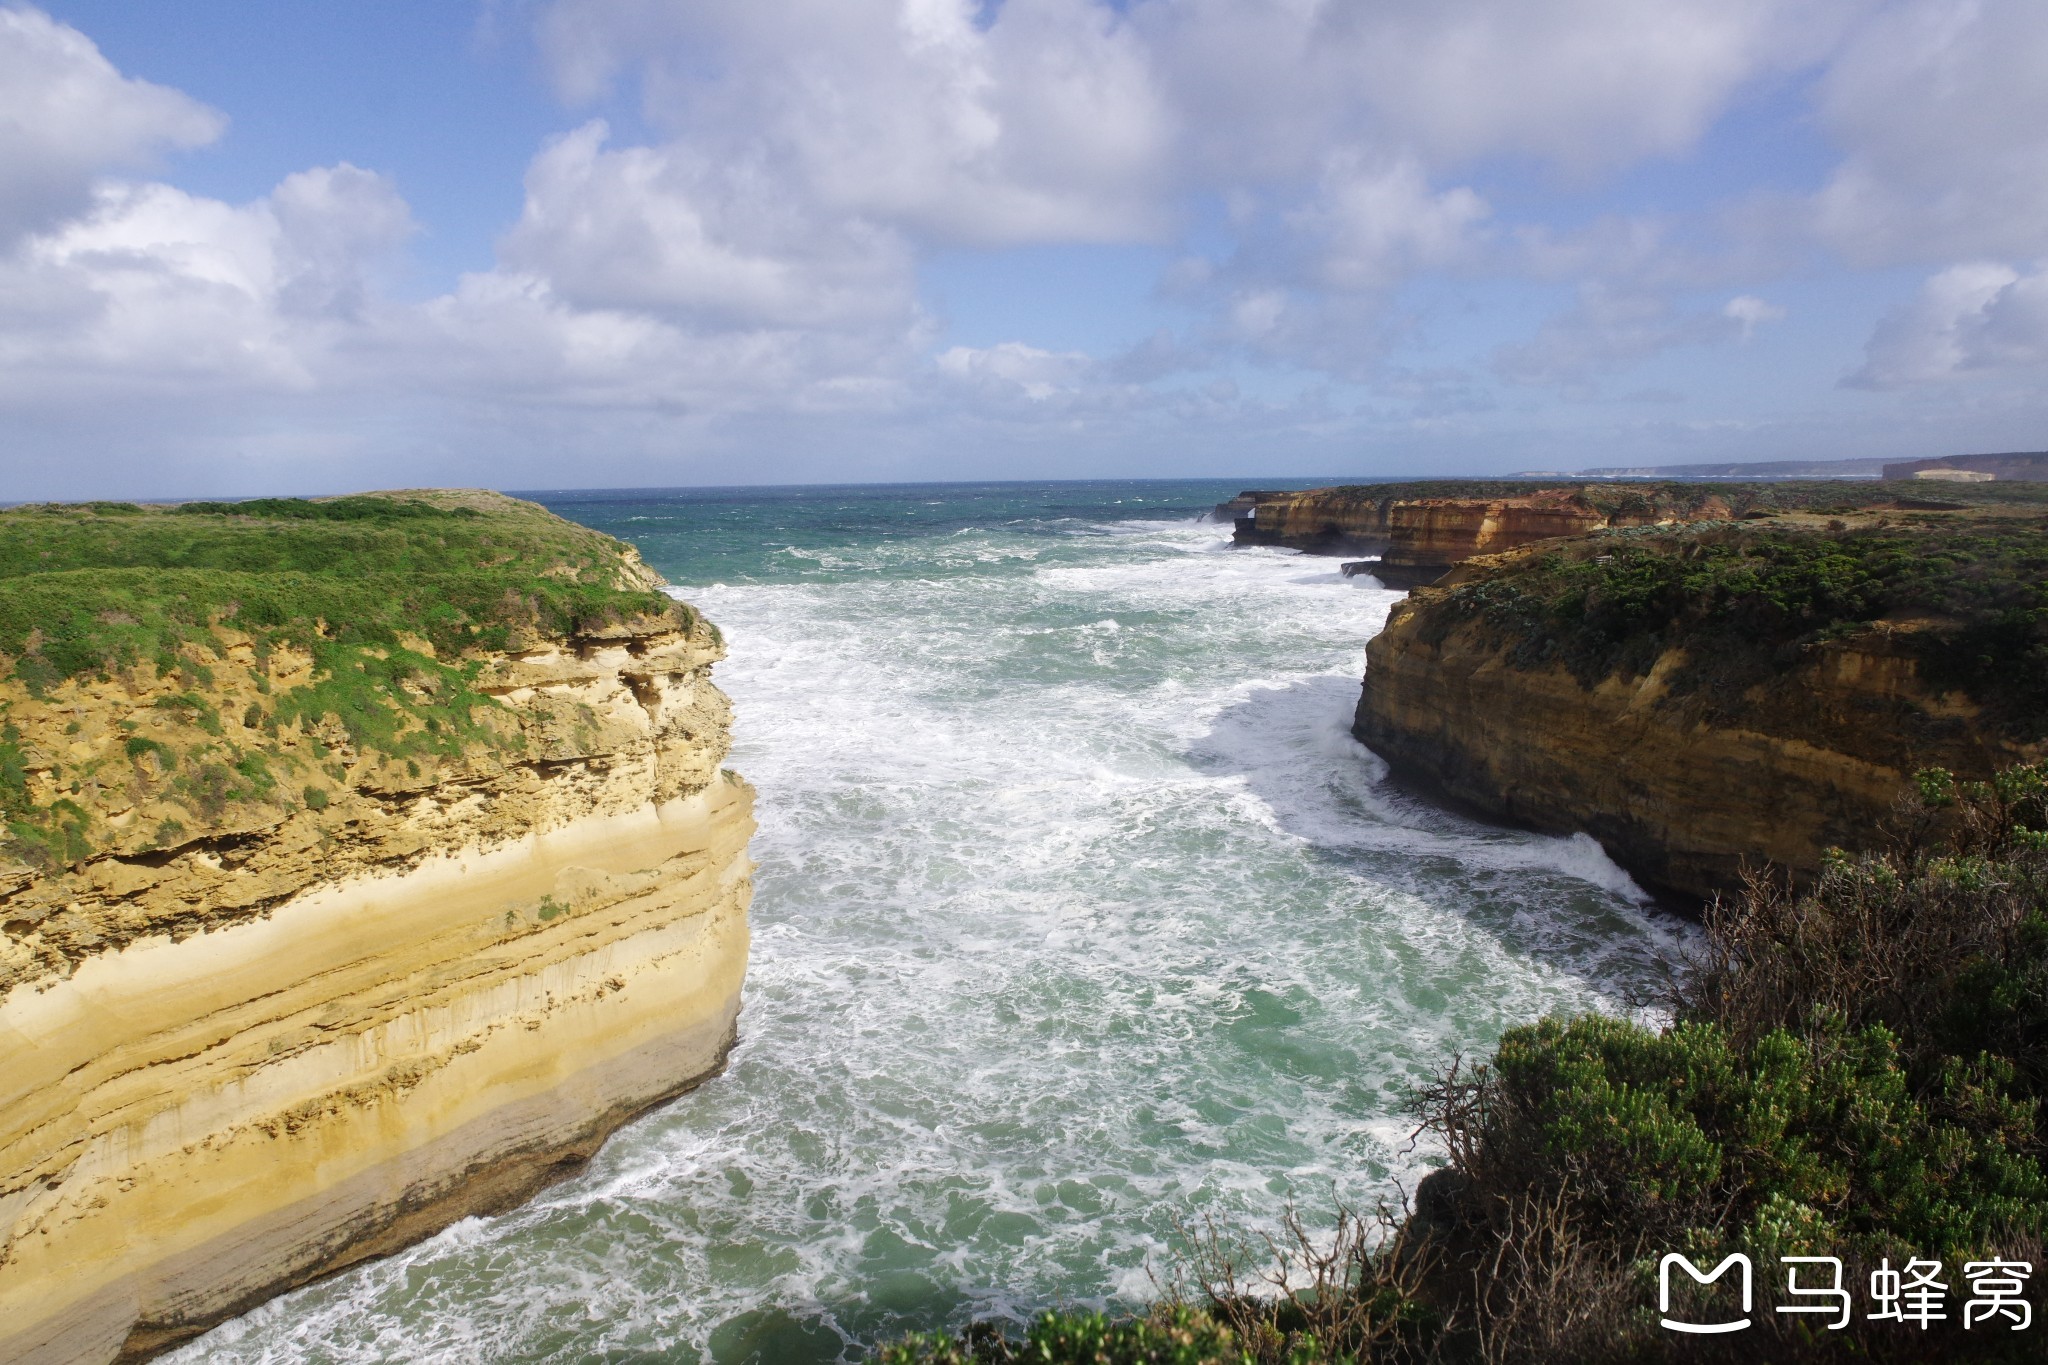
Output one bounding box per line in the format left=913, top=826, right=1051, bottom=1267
left=1373, top=493, right=1614, bottom=587
left=1232, top=483, right=1736, bottom=582
left=1353, top=528, right=2043, bottom=900
left=0, top=500, right=753, bottom=1363
left=1232, top=486, right=1401, bottom=554
left=1212, top=490, right=1291, bottom=524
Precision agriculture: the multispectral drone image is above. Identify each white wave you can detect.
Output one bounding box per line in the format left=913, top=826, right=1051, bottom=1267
left=177, top=498, right=1690, bottom=1365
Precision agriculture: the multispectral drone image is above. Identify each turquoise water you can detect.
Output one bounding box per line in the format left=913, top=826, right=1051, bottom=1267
left=178, top=480, right=1687, bottom=1364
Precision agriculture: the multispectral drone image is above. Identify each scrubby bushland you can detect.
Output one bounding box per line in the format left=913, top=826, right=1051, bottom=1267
left=888, top=766, right=2048, bottom=1363
left=1429, top=513, right=2048, bottom=738
left=1282, top=478, right=2043, bottom=525
left=882, top=1207, right=1448, bottom=1365
left=1405, top=764, right=2048, bottom=1363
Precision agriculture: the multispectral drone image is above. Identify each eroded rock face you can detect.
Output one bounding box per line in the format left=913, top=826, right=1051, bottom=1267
left=1374, top=494, right=1611, bottom=587
left=1231, top=484, right=1734, bottom=583
left=1353, top=587, right=2035, bottom=901
left=1232, top=487, right=1396, bottom=555
left=0, top=615, right=753, bottom=1364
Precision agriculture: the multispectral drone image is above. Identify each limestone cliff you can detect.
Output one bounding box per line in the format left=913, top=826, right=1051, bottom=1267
left=1229, top=480, right=2036, bottom=584
left=1210, top=490, right=1291, bottom=524
left=0, top=492, right=754, bottom=1363
left=1372, top=492, right=1619, bottom=587
left=1353, top=509, right=2048, bottom=899
left=1231, top=482, right=1744, bottom=581
left=1231, top=485, right=1405, bottom=554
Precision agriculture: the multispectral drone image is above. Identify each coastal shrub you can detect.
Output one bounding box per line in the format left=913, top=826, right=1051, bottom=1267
left=881, top=1307, right=1276, bottom=1365
left=169, top=495, right=480, bottom=522
left=1434, top=517, right=2048, bottom=736
left=887, top=1203, right=1447, bottom=1364
left=1401, top=764, right=2048, bottom=1362
left=1433, top=1011, right=2044, bottom=1261
left=1682, top=764, right=2048, bottom=1098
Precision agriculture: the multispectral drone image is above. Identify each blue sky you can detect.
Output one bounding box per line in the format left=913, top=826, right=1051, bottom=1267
left=2, top=0, right=2044, bottom=497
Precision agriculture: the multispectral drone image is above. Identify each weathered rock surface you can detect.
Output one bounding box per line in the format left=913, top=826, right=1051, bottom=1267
left=0, top=513, right=753, bottom=1362
left=1232, top=483, right=1735, bottom=582
left=1211, top=490, right=1291, bottom=524
left=1373, top=493, right=1617, bottom=587
left=1353, top=546, right=2041, bottom=901
left=1232, top=486, right=1403, bottom=555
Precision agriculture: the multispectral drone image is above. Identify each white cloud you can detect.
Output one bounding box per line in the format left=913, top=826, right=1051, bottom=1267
left=268, top=165, right=415, bottom=319
left=0, top=5, right=223, bottom=244
left=1814, top=0, right=2048, bottom=264
left=0, top=166, right=411, bottom=403
left=8, top=0, right=2048, bottom=494
left=1496, top=284, right=1783, bottom=387
left=936, top=340, right=1092, bottom=400
left=405, top=265, right=922, bottom=414
left=1141, top=0, right=1867, bottom=178
left=530, top=0, right=1853, bottom=266
left=1288, top=155, right=1489, bottom=291
left=498, top=121, right=918, bottom=330
left=1848, top=261, right=2048, bottom=388
left=1723, top=294, right=1786, bottom=339
left=536, top=0, right=1175, bottom=247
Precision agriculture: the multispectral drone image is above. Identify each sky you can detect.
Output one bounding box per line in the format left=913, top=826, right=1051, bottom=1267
left=1, top=0, right=2045, bottom=498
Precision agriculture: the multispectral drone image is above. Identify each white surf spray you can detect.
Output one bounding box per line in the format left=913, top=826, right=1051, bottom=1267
left=178, top=509, right=1689, bottom=1365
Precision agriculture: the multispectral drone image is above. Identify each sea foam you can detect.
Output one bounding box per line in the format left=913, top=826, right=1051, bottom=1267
left=175, top=497, right=1688, bottom=1365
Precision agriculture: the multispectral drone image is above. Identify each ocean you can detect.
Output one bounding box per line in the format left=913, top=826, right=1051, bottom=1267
left=174, top=480, right=1688, bottom=1363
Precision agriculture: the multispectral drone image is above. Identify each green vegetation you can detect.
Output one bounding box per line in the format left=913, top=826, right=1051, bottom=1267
left=891, top=766, right=2048, bottom=1363
left=1431, top=513, right=2048, bottom=738
left=1313, top=478, right=2048, bottom=515
left=0, top=494, right=684, bottom=684
left=0, top=492, right=688, bottom=870
left=2, top=722, right=92, bottom=870
left=883, top=1308, right=1294, bottom=1365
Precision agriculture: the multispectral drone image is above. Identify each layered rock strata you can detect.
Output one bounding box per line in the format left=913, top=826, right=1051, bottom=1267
left=1353, top=529, right=2042, bottom=900
left=0, top=500, right=753, bottom=1363
left=1372, top=493, right=1614, bottom=587
left=1231, top=486, right=1403, bottom=555
left=1231, top=483, right=1735, bottom=582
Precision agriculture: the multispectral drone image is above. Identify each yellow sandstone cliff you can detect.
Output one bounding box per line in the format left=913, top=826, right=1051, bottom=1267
left=1373, top=493, right=1616, bottom=587
left=0, top=498, right=753, bottom=1363
left=1230, top=483, right=1736, bottom=584
left=1353, top=519, right=2044, bottom=900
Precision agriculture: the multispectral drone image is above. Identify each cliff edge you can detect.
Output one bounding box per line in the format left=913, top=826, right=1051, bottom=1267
left=1236, top=478, right=2047, bottom=587
left=1354, top=504, right=2048, bottom=899
left=0, top=492, right=754, bottom=1363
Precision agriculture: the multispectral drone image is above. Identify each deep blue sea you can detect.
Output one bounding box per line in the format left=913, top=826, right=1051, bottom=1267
left=178, top=480, right=1685, bottom=1363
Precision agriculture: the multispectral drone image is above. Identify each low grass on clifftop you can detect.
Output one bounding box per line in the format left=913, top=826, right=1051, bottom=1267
left=0, top=491, right=683, bottom=681
left=0, top=491, right=687, bottom=874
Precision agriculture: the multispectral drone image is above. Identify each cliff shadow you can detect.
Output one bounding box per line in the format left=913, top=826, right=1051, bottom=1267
left=1186, top=674, right=1696, bottom=994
